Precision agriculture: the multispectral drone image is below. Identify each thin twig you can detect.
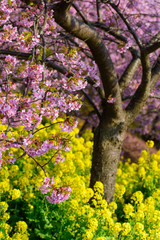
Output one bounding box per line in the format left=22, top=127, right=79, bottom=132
left=96, top=0, right=102, bottom=22
left=81, top=89, right=101, bottom=119
left=42, top=149, right=59, bottom=167
left=28, top=154, right=47, bottom=177
left=15, top=152, right=27, bottom=161
left=72, top=3, right=89, bottom=24
left=122, top=94, right=160, bottom=101
left=91, top=22, right=127, bottom=43
left=33, top=121, right=65, bottom=135
left=107, top=0, right=142, bottom=47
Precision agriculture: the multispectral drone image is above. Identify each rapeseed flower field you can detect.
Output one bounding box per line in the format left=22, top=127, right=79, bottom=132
left=0, top=123, right=160, bottom=239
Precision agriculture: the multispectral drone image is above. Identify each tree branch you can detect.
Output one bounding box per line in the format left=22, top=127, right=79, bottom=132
left=126, top=51, right=151, bottom=124
left=54, top=0, right=123, bottom=120
left=122, top=93, right=160, bottom=101
left=72, top=2, right=89, bottom=24
left=60, top=32, right=93, bottom=59
left=119, top=48, right=140, bottom=94
left=0, top=49, right=68, bottom=74
left=91, top=22, right=127, bottom=43
left=151, top=54, right=160, bottom=88
left=107, top=1, right=142, bottom=47
left=81, top=89, right=101, bottom=119
left=28, top=154, right=47, bottom=177
left=96, top=0, right=102, bottom=22
left=145, top=32, right=160, bottom=54
left=0, top=50, right=31, bottom=59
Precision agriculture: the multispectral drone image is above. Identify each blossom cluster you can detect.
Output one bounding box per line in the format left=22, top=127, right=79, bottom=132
left=0, top=0, right=95, bottom=185
left=38, top=176, right=71, bottom=203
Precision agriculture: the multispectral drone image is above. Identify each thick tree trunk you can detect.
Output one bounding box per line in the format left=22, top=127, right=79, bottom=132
left=90, top=109, right=126, bottom=203
left=53, top=0, right=160, bottom=204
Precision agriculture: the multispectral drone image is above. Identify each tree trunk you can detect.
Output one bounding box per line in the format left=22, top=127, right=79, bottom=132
left=90, top=109, right=126, bottom=203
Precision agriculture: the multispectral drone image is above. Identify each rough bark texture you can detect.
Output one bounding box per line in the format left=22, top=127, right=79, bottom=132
left=90, top=104, right=126, bottom=203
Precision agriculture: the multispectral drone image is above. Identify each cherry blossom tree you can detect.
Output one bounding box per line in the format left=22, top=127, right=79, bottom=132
left=0, top=0, right=160, bottom=202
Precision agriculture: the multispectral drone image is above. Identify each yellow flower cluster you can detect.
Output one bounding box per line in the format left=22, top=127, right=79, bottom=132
left=0, top=201, right=8, bottom=212
left=10, top=188, right=21, bottom=200
left=121, top=222, right=131, bottom=236
left=73, top=140, right=160, bottom=239
left=93, top=181, right=104, bottom=195
left=0, top=176, right=29, bottom=240
left=15, top=221, right=28, bottom=234
left=96, top=237, right=108, bottom=240
left=0, top=118, right=160, bottom=240
left=0, top=124, right=94, bottom=239
left=146, top=140, right=154, bottom=148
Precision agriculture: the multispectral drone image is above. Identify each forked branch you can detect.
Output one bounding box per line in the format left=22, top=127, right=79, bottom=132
left=126, top=51, right=151, bottom=124
left=53, top=0, right=123, bottom=119
left=119, top=49, right=140, bottom=94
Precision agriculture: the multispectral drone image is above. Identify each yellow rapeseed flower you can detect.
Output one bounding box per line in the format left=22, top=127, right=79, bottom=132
left=136, top=203, right=145, bottom=221
left=9, top=165, right=19, bottom=177
left=12, top=232, right=29, bottom=240
left=152, top=189, right=160, bottom=201
left=146, top=140, right=154, bottom=148
left=112, top=222, right=122, bottom=237
left=109, top=202, right=117, bottom=214
left=69, top=199, right=79, bottom=210
left=123, top=203, right=135, bottom=219
left=0, top=167, right=9, bottom=178
left=141, top=150, right=149, bottom=159
left=2, top=213, right=10, bottom=221
left=134, top=222, right=144, bottom=234
left=117, top=168, right=122, bottom=177
left=1, top=223, right=12, bottom=234
left=150, top=160, right=158, bottom=171
left=16, top=221, right=28, bottom=234
left=0, top=201, right=9, bottom=212
left=18, top=176, right=29, bottom=189
left=121, top=222, right=131, bottom=236
left=0, top=231, right=4, bottom=239
left=138, top=166, right=146, bottom=179
left=93, top=182, right=104, bottom=195
left=24, top=192, right=34, bottom=201
left=138, top=156, right=145, bottom=165
left=82, top=230, right=93, bottom=240
left=10, top=189, right=21, bottom=200
left=87, top=218, right=98, bottom=231
left=115, top=183, right=126, bottom=199
left=0, top=180, right=10, bottom=192
left=28, top=204, right=34, bottom=210
left=131, top=191, right=143, bottom=205
left=96, top=237, right=107, bottom=240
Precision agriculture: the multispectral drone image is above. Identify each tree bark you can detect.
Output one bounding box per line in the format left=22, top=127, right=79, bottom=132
left=90, top=104, right=126, bottom=203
